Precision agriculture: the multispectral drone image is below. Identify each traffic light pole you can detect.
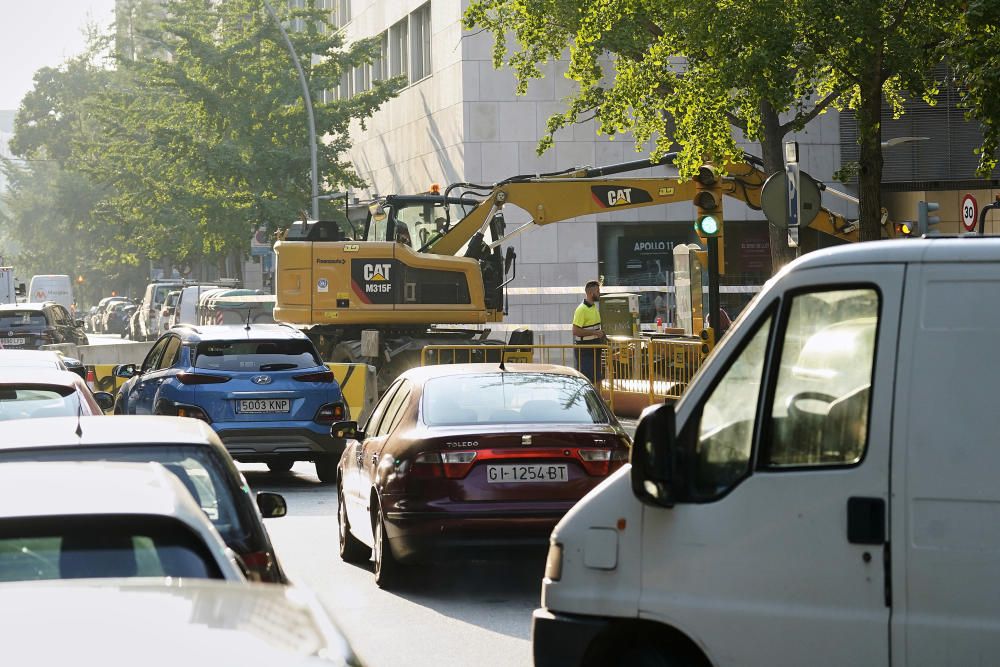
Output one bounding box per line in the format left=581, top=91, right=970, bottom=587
left=707, top=237, right=722, bottom=335
left=977, top=199, right=1000, bottom=235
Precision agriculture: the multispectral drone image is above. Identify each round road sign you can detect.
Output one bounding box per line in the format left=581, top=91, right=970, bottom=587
left=962, top=194, right=978, bottom=232
left=760, top=171, right=822, bottom=228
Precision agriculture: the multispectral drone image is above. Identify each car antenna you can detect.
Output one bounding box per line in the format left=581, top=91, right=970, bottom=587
left=245, top=308, right=252, bottom=331
left=75, top=399, right=83, bottom=438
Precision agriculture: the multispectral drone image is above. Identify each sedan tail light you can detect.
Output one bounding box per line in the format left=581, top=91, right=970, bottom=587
left=578, top=448, right=628, bottom=476
left=410, top=451, right=478, bottom=479
left=293, top=369, right=335, bottom=383
left=314, top=402, right=346, bottom=424
left=176, top=372, right=230, bottom=385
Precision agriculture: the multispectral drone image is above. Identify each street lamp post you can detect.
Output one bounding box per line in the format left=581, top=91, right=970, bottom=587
left=261, top=0, right=320, bottom=220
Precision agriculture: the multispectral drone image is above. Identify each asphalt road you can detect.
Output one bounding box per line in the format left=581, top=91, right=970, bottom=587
left=241, top=418, right=638, bottom=667
left=243, top=462, right=542, bottom=667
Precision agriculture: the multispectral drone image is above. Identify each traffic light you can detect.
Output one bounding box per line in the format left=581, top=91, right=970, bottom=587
left=693, top=165, right=723, bottom=238
left=894, top=221, right=913, bottom=238
left=917, top=200, right=940, bottom=235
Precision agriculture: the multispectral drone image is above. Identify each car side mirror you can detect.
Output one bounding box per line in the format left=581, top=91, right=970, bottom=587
left=630, top=403, right=680, bottom=508
left=256, top=492, right=287, bottom=519
left=74, top=319, right=85, bottom=328
left=113, top=364, right=137, bottom=378
left=330, top=420, right=362, bottom=440
left=93, top=392, right=115, bottom=412
left=15, top=283, right=25, bottom=297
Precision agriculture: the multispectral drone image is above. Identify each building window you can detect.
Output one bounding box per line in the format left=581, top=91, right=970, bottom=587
left=409, top=3, right=431, bottom=82
left=370, top=32, right=388, bottom=82
left=389, top=18, right=408, bottom=79
left=287, top=0, right=306, bottom=33
left=335, top=0, right=350, bottom=27
left=354, top=64, right=369, bottom=94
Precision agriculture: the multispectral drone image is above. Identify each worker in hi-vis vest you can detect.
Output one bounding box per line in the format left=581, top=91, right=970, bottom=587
left=572, top=280, right=607, bottom=384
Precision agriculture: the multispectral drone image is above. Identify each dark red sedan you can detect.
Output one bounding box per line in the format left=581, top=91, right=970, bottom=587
left=334, top=363, right=631, bottom=588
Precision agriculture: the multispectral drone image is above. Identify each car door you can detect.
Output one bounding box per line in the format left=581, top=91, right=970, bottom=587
left=130, top=337, right=170, bottom=414
left=363, top=380, right=412, bottom=495
left=344, top=380, right=402, bottom=540
left=146, top=335, right=183, bottom=414
left=639, top=264, right=904, bottom=667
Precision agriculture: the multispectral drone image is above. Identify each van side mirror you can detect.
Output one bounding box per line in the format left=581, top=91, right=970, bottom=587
left=15, top=283, right=25, bottom=297
left=630, top=403, right=680, bottom=508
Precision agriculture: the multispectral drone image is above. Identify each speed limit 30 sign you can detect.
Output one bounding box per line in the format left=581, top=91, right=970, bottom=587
left=962, top=194, right=978, bottom=232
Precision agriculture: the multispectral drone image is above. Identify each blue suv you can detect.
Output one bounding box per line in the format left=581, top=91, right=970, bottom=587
left=114, top=324, right=347, bottom=482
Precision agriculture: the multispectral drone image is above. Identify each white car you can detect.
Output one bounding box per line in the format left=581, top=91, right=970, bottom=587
left=0, top=460, right=245, bottom=582
left=0, top=579, right=361, bottom=666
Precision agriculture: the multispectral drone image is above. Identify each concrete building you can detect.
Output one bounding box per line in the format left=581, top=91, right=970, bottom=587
left=333, top=1, right=992, bottom=342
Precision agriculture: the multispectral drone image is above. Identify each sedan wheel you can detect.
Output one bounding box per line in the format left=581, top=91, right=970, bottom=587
left=373, top=506, right=401, bottom=589
left=338, top=487, right=370, bottom=563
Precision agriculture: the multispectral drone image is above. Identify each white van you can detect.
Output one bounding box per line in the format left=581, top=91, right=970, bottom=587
left=170, top=285, right=222, bottom=328
left=533, top=238, right=1000, bottom=667
left=28, top=275, right=74, bottom=311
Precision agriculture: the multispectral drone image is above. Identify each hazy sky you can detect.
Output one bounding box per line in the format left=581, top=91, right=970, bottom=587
left=0, top=0, right=118, bottom=110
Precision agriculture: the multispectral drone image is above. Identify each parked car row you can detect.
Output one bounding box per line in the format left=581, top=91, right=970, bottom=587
left=0, top=326, right=362, bottom=665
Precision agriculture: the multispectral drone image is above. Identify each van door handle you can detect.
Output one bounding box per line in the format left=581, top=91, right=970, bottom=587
left=847, top=497, right=886, bottom=544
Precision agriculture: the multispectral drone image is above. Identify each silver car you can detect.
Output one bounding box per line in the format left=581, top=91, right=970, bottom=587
left=0, top=579, right=361, bottom=666
left=0, top=460, right=245, bottom=582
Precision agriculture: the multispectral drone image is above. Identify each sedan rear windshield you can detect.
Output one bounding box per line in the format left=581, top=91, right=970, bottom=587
left=194, top=339, right=321, bottom=372
left=0, top=446, right=246, bottom=543
left=0, top=312, right=46, bottom=328
left=422, top=373, right=610, bottom=426
left=0, top=515, right=223, bottom=582
left=0, top=385, right=80, bottom=421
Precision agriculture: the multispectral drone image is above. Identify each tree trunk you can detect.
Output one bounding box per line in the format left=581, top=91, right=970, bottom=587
left=857, top=72, right=884, bottom=243
left=759, top=100, right=795, bottom=273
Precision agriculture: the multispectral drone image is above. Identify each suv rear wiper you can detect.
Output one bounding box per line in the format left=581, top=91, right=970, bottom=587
left=259, top=363, right=297, bottom=371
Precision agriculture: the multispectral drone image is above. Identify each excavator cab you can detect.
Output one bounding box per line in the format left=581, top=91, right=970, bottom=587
left=274, top=194, right=514, bottom=330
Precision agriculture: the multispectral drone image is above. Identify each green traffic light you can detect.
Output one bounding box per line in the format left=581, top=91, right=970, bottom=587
left=697, top=215, right=720, bottom=236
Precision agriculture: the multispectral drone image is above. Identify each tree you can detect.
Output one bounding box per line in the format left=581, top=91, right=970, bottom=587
left=949, top=0, right=1000, bottom=176
left=68, top=0, right=404, bottom=277
left=802, top=0, right=964, bottom=241
left=464, top=0, right=840, bottom=269
left=464, top=0, right=967, bottom=258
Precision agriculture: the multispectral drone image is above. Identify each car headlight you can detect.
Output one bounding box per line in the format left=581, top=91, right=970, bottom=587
left=544, top=542, right=563, bottom=582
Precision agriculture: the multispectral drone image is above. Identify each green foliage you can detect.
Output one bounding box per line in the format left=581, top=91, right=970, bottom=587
left=464, top=0, right=835, bottom=178
left=2, top=0, right=402, bottom=294
left=950, top=0, right=1000, bottom=176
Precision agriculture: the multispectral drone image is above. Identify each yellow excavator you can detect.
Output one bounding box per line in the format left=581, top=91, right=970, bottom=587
left=274, top=152, right=868, bottom=379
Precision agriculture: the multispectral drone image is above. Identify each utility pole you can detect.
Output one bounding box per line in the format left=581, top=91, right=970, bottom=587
left=978, top=196, right=1000, bottom=235
left=261, top=0, right=320, bottom=220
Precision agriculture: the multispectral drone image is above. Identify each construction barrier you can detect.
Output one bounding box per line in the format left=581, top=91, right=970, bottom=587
left=326, top=362, right=378, bottom=426
left=421, top=337, right=709, bottom=418
left=421, top=343, right=612, bottom=411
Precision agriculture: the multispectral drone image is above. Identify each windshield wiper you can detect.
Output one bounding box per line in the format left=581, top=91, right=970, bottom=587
left=259, top=363, right=297, bottom=371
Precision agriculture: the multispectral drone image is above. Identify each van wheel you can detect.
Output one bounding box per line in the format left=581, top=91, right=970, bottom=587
left=338, top=487, right=370, bottom=563
left=372, top=506, right=401, bottom=589
left=617, top=644, right=695, bottom=667
left=315, top=456, right=337, bottom=484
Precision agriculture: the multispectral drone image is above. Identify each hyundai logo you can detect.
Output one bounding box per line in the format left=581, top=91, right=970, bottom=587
left=251, top=375, right=272, bottom=385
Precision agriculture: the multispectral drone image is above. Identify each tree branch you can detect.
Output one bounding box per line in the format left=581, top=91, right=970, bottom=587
left=779, top=86, right=848, bottom=133
left=726, top=111, right=748, bottom=133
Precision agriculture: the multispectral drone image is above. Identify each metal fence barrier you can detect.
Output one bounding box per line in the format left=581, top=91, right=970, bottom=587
left=421, top=337, right=709, bottom=417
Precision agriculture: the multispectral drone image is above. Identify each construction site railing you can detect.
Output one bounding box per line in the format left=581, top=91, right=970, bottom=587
left=420, top=337, right=708, bottom=417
